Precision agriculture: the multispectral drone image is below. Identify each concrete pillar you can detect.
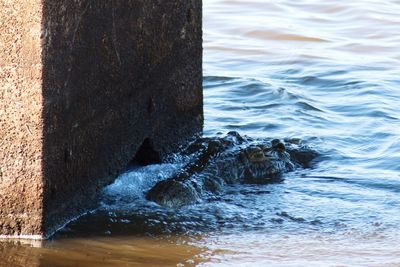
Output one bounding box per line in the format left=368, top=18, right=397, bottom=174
left=0, top=0, right=203, bottom=238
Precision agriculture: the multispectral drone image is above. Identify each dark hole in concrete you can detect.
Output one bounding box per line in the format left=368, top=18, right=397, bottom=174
left=132, top=138, right=161, bottom=166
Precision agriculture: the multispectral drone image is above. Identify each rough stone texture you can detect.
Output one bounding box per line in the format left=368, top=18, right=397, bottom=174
left=0, top=0, right=203, bottom=238
left=0, top=0, right=44, bottom=238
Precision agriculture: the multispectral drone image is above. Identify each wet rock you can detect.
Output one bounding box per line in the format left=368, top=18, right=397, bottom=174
left=146, top=132, right=319, bottom=208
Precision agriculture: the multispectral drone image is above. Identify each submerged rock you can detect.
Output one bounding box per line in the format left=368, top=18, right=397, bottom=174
left=146, top=131, right=319, bottom=208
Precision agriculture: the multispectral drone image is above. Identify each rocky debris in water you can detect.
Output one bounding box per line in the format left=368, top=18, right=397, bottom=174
left=146, top=131, right=319, bottom=208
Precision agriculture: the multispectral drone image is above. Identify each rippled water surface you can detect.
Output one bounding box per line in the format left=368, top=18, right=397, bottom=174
left=2, top=0, right=400, bottom=266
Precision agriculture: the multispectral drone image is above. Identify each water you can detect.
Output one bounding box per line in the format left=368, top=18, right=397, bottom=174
left=2, top=0, right=400, bottom=266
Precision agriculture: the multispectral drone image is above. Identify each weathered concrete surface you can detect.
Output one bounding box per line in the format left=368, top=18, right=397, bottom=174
left=0, top=0, right=203, bottom=238
left=0, top=0, right=44, bottom=238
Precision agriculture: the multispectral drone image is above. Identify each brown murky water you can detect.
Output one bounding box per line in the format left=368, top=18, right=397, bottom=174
left=2, top=0, right=400, bottom=266
left=0, top=236, right=207, bottom=267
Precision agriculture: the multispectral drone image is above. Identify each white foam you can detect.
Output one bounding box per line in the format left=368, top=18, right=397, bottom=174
left=103, top=163, right=183, bottom=199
